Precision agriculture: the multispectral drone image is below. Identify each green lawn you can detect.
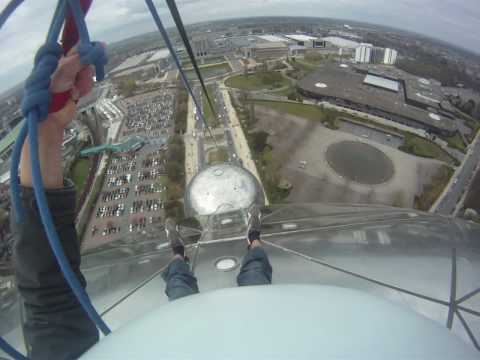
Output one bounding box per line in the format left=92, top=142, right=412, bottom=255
left=443, top=132, right=467, bottom=152
left=401, top=134, right=455, bottom=164
left=202, top=84, right=218, bottom=128
left=185, top=63, right=231, bottom=80
left=285, top=59, right=318, bottom=80
left=463, top=118, right=480, bottom=143
left=252, top=100, right=338, bottom=129
left=71, top=158, right=91, bottom=198
left=252, top=100, right=322, bottom=120
left=225, top=71, right=290, bottom=91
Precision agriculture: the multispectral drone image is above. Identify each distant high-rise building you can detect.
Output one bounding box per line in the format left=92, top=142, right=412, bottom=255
left=383, top=48, right=398, bottom=65
left=192, top=35, right=210, bottom=58
left=355, top=45, right=398, bottom=65
left=355, top=44, right=372, bottom=63
left=371, top=47, right=386, bottom=64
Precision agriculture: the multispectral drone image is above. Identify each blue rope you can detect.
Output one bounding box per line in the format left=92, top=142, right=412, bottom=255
left=5, top=2, right=110, bottom=359
left=0, top=337, right=28, bottom=360
left=144, top=0, right=216, bottom=144
left=0, top=0, right=24, bottom=30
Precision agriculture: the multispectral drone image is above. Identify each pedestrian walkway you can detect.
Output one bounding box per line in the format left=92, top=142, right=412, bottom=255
left=219, top=83, right=269, bottom=205
left=185, top=96, right=199, bottom=184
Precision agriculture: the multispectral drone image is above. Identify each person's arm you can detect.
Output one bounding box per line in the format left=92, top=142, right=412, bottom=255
left=13, top=48, right=99, bottom=360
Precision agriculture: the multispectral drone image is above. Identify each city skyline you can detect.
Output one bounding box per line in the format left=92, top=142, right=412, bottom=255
left=0, top=0, right=479, bottom=93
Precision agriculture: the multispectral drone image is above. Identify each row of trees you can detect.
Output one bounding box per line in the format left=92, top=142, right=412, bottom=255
left=164, top=134, right=186, bottom=220
left=237, top=95, right=291, bottom=202
left=175, top=82, right=188, bottom=134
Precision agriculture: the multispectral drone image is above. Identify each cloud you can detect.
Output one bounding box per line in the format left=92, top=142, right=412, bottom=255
left=0, top=0, right=479, bottom=93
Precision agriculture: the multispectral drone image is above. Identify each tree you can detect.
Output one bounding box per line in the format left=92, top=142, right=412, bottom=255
left=167, top=181, right=184, bottom=201
left=249, top=131, right=269, bottom=153
left=247, top=101, right=257, bottom=128
left=175, top=83, right=188, bottom=134
left=169, top=134, right=184, bottom=147
left=168, top=144, right=185, bottom=163
left=119, top=78, right=137, bottom=97
left=462, top=99, right=476, bottom=116
left=165, top=201, right=185, bottom=221
left=167, top=162, right=184, bottom=183
left=0, top=208, right=9, bottom=243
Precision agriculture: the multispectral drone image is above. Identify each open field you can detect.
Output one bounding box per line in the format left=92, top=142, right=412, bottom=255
left=443, top=132, right=467, bottom=152
left=402, top=134, right=455, bottom=164
left=254, top=100, right=456, bottom=164
left=252, top=100, right=340, bottom=129
left=225, top=71, right=290, bottom=91
left=253, top=105, right=448, bottom=209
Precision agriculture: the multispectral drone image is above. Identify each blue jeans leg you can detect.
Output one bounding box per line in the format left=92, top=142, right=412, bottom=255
left=162, top=258, right=199, bottom=301
left=237, top=246, right=272, bottom=286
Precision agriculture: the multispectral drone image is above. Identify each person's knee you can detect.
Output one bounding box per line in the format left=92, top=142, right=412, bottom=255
left=166, top=283, right=199, bottom=301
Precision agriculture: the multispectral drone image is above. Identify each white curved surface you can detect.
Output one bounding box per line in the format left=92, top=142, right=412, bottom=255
left=81, top=285, right=478, bottom=359
left=185, top=164, right=263, bottom=216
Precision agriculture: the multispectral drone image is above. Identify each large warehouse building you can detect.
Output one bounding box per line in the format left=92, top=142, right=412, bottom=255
left=242, top=42, right=288, bottom=61
left=297, top=64, right=458, bottom=136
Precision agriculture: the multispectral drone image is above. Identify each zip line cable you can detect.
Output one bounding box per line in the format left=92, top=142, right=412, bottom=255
left=164, top=0, right=218, bottom=122
left=145, top=0, right=218, bottom=148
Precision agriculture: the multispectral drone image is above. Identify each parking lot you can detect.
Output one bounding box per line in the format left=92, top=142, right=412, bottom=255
left=82, top=89, right=174, bottom=250
left=337, top=118, right=404, bottom=149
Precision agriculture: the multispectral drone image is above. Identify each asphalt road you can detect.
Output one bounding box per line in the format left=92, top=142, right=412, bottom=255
left=435, top=135, right=480, bottom=215
left=194, top=83, right=240, bottom=166
left=211, top=82, right=240, bottom=165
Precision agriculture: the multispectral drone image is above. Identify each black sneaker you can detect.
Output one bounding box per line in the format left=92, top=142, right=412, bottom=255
left=165, top=218, right=185, bottom=258
left=246, top=204, right=262, bottom=246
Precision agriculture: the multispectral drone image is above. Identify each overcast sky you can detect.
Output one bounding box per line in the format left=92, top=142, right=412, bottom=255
left=0, top=0, right=479, bottom=94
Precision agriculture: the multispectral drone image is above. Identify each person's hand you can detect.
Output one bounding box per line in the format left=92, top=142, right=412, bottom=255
left=47, top=46, right=95, bottom=130
left=19, top=44, right=104, bottom=189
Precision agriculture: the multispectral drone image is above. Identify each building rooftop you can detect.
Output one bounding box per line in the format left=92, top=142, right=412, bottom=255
left=364, top=74, right=400, bottom=92
left=298, top=64, right=457, bottom=133
left=147, top=48, right=171, bottom=62
left=321, top=36, right=360, bottom=49
left=284, top=34, right=318, bottom=42
left=355, top=64, right=445, bottom=111
left=0, top=170, right=9, bottom=184
left=252, top=41, right=288, bottom=49
left=256, top=34, right=289, bottom=43
left=110, top=52, right=154, bottom=73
